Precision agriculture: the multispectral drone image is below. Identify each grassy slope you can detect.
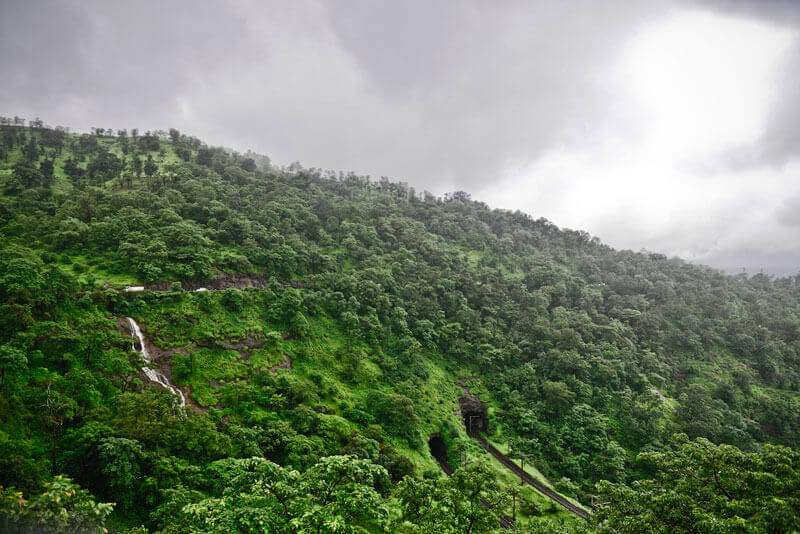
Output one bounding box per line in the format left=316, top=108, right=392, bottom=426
left=125, top=286, right=578, bottom=525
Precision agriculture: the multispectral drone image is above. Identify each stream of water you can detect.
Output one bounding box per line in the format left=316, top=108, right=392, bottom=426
left=126, top=317, right=186, bottom=407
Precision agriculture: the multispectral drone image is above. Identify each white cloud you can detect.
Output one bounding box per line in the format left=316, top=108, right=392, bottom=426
left=476, top=8, right=799, bottom=275
left=620, top=10, right=792, bottom=157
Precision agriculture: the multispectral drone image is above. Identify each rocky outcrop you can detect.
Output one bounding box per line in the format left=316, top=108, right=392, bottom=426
left=125, top=317, right=186, bottom=407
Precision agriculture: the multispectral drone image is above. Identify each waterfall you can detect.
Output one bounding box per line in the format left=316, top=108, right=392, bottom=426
left=126, top=317, right=186, bottom=407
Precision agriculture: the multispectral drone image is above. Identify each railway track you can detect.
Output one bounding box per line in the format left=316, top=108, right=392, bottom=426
left=457, top=376, right=589, bottom=519
left=474, top=435, right=589, bottom=519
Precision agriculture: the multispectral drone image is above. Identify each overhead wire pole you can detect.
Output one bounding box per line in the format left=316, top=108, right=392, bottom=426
left=507, top=438, right=535, bottom=484
left=478, top=436, right=590, bottom=518
left=512, top=491, right=516, bottom=523
left=468, top=415, right=481, bottom=436
left=507, top=485, right=519, bottom=524
left=517, top=453, right=535, bottom=485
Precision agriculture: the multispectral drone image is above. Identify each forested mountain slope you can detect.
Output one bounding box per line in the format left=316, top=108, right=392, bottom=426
left=0, top=120, right=798, bottom=533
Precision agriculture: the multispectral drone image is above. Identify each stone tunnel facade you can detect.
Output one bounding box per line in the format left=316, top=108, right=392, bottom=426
left=458, top=394, right=488, bottom=435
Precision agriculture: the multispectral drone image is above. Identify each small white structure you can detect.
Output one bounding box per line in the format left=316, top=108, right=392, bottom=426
left=125, top=286, right=145, bottom=292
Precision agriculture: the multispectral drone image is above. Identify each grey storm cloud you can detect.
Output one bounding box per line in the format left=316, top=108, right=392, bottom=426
left=0, top=0, right=670, bottom=185
left=2, top=0, right=800, bottom=276
left=696, top=0, right=800, bottom=167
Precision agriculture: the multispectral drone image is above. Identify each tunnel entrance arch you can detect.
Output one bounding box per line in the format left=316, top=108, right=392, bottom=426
left=428, top=434, right=453, bottom=474
left=428, top=434, right=446, bottom=462
left=458, top=395, right=488, bottom=436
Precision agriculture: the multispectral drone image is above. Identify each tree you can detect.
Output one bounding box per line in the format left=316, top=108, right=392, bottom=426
left=166, top=413, right=233, bottom=461
left=39, top=158, right=55, bottom=182
left=223, top=165, right=248, bottom=185
left=0, top=343, right=27, bottom=391
left=197, top=147, right=214, bottom=167
left=42, top=382, right=77, bottom=474
left=22, top=137, right=39, bottom=162
left=593, top=434, right=800, bottom=533
left=180, top=455, right=390, bottom=533
left=113, top=390, right=176, bottom=446
left=395, top=462, right=509, bottom=533
left=541, top=380, right=574, bottom=419
left=98, top=437, right=146, bottom=512
left=366, top=390, right=420, bottom=443
left=240, top=158, right=257, bottom=172
left=11, top=163, right=44, bottom=189
left=87, top=151, right=122, bottom=183
left=0, top=475, right=113, bottom=533
left=149, top=485, right=204, bottom=533
left=616, top=393, right=662, bottom=450
left=63, top=157, right=84, bottom=182
left=131, top=155, right=143, bottom=178
left=676, top=384, right=722, bottom=441
left=0, top=431, right=47, bottom=494
left=144, top=154, right=158, bottom=178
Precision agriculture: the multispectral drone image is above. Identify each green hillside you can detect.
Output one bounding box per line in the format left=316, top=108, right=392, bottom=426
left=0, top=120, right=798, bottom=533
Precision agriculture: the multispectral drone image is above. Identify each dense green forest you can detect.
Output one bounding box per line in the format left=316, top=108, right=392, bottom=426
left=0, top=118, right=798, bottom=533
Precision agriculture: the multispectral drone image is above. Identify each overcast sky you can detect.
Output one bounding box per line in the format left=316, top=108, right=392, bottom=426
left=2, top=0, right=800, bottom=275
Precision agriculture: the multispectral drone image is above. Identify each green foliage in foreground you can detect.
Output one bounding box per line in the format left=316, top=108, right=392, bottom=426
left=177, top=455, right=390, bottom=533
left=593, top=435, right=800, bottom=533
left=395, top=462, right=508, bottom=534
left=0, top=475, right=114, bottom=533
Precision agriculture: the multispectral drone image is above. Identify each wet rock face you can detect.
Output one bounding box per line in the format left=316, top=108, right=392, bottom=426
left=126, top=317, right=186, bottom=407
left=458, top=395, right=488, bottom=435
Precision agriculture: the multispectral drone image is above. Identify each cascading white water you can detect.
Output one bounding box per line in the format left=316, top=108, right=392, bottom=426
left=126, top=317, right=186, bottom=407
